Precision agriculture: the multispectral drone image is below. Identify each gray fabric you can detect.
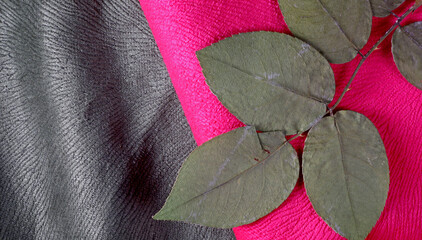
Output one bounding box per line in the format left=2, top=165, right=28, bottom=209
left=0, top=1, right=235, bottom=239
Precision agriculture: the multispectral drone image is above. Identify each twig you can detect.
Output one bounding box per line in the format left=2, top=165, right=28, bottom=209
left=330, top=6, right=415, bottom=110
left=263, top=6, right=415, bottom=157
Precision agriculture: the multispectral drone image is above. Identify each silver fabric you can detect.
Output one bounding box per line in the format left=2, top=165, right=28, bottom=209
left=0, top=1, right=235, bottom=239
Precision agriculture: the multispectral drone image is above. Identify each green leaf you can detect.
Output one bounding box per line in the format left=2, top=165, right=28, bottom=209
left=277, top=0, right=372, bottom=63
left=392, top=21, right=422, bottom=90
left=303, top=111, right=389, bottom=240
left=416, top=0, right=422, bottom=8
left=369, top=0, right=405, bottom=17
left=154, top=126, right=299, bottom=228
left=197, top=32, right=335, bottom=134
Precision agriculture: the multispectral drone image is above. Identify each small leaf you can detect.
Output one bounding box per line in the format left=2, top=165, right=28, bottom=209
left=277, top=0, right=372, bottom=63
left=416, top=0, right=422, bottom=8
left=369, top=0, right=405, bottom=17
left=392, top=21, right=422, bottom=90
left=303, top=111, right=389, bottom=240
left=197, top=32, right=335, bottom=134
left=154, top=126, right=299, bottom=228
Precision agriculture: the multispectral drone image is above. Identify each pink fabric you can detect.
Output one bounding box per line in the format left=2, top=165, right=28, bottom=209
left=139, top=0, right=422, bottom=239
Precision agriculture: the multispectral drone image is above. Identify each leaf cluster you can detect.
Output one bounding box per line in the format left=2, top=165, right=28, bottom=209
left=154, top=1, right=422, bottom=240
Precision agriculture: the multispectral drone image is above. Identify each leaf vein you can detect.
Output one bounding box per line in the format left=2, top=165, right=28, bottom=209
left=316, top=0, right=359, bottom=51
left=159, top=138, right=291, bottom=216
left=202, top=54, right=327, bottom=104
left=401, top=27, right=422, bottom=49
left=334, top=116, right=359, bottom=233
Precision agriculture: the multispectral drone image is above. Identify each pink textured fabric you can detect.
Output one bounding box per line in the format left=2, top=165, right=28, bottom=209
left=139, top=0, right=422, bottom=239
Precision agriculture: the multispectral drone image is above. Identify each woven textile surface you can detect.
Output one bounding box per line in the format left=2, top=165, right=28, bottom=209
left=0, top=1, right=235, bottom=239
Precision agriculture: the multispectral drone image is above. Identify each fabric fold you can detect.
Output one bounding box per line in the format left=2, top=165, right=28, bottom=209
left=0, top=1, right=234, bottom=239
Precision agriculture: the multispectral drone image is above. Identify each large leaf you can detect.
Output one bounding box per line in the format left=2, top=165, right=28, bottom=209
left=303, top=111, right=389, bottom=240
left=197, top=32, right=335, bottom=134
left=154, top=126, right=299, bottom=228
left=392, top=21, right=422, bottom=90
left=369, top=0, right=405, bottom=17
left=277, top=0, right=372, bottom=63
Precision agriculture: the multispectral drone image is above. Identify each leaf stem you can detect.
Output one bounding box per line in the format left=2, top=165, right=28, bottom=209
left=330, top=6, right=415, bottom=110
left=262, top=6, right=415, bottom=159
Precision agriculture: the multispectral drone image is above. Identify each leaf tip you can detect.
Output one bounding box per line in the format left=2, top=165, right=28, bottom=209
left=195, top=49, right=202, bottom=58
left=152, top=208, right=168, bottom=221
left=195, top=48, right=207, bottom=61
left=152, top=213, right=160, bottom=220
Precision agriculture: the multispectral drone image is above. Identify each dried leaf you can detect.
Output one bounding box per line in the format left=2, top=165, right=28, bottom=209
left=369, top=0, right=405, bottom=17
left=303, top=111, right=389, bottom=240
left=392, top=21, right=422, bottom=90
left=197, top=31, right=335, bottom=134
left=277, top=0, right=372, bottom=63
left=154, top=126, right=299, bottom=228
left=416, top=0, right=422, bottom=8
